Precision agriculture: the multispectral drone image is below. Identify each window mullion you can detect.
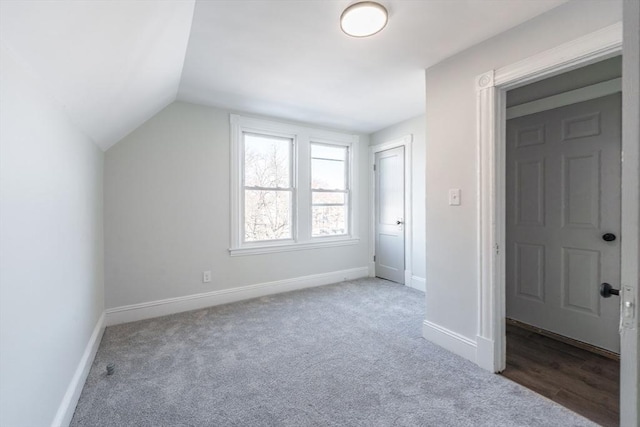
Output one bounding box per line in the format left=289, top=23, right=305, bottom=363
left=296, top=132, right=311, bottom=242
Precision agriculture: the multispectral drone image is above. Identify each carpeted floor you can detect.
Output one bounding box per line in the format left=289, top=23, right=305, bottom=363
left=71, top=278, right=596, bottom=426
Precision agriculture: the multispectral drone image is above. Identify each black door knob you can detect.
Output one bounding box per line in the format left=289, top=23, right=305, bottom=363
left=600, top=283, right=620, bottom=298
left=602, top=233, right=616, bottom=242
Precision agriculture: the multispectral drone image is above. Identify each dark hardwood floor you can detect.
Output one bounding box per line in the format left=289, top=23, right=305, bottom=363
left=501, top=322, right=619, bottom=427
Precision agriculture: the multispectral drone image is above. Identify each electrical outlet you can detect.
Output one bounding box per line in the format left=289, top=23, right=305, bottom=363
left=203, top=271, right=212, bottom=283
left=448, top=188, right=461, bottom=206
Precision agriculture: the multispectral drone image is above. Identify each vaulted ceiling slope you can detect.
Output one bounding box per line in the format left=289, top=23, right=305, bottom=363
left=0, top=0, right=195, bottom=150
left=1, top=0, right=567, bottom=151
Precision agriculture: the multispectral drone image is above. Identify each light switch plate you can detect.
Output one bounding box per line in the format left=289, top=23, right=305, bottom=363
left=449, top=189, right=461, bottom=206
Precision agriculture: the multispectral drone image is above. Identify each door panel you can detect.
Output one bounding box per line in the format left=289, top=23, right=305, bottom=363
left=563, top=152, right=600, bottom=228
left=515, top=243, right=545, bottom=302
left=515, top=159, right=545, bottom=226
left=516, top=124, right=545, bottom=147
left=375, top=147, right=405, bottom=284
left=506, top=93, right=621, bottom=353
left=562, top=112, right=601, bottom=140
left=562, top=247, right=600, bottom=315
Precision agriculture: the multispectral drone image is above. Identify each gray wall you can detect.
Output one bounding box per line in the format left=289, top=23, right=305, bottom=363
left=370, top=115, right=426, bottom=283
left=104, top=101, right=370, bottom=309
left=0, top=44, right=104, bottom=426
left=424, top=0, right=622, bottom=342
left=507, top=55, right=622, bottom=107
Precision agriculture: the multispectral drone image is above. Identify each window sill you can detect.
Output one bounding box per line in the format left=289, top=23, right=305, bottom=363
left=229, top=237, right=360, bottom=257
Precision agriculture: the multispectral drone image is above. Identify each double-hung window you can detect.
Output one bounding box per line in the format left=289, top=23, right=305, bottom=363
left=243, top=133, right=294, bottom=242
left=311, top=143, right=349, bottom=237
left=230, top=114, right=359, bottom=255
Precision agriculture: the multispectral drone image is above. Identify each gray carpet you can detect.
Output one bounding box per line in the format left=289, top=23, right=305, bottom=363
left=71, top=278, right=596, bottom=426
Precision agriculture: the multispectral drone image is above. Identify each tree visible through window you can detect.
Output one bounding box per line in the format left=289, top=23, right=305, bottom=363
left=230, top=114, right=358, bottom=254
left=243, top=133, right=292, bottom=242
left=311, top=143, right=349, bottom=236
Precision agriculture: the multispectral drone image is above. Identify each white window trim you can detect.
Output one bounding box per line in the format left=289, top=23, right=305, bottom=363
left=229, top=114, right=359, bottom=256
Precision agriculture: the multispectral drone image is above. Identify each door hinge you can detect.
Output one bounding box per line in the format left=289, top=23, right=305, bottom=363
left=495, top=244, right=500, bottom=255
left=373, top=164, right=376, bottom=171
left=373, top=255, right=376, bottom=262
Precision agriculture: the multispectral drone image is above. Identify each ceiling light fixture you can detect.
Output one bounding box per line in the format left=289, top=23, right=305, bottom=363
left=340, top=2, right=388, bottom=38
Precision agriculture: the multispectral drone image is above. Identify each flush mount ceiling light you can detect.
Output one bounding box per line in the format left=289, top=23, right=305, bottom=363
left=340, top=1, right=388, bottom=38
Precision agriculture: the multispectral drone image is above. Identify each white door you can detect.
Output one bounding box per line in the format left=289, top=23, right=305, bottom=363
left=375, top=146, right=405, bottom=284
left=506, top=93, right=621, bottom=353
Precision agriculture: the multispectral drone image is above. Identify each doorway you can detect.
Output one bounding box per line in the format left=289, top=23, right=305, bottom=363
left=474, top=22, right=638, bottom=426
left=500, top=57, right=622, bottom=426
left=370, top=136, right=412, bottom=285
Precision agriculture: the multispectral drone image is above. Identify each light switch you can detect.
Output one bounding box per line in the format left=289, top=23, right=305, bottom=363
left=449, top=189, right=461, bottom=206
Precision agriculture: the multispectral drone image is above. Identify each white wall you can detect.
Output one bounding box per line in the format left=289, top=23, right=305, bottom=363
left=423, top=0, right=622, bottom=347
left=104, top=101, right=369, bottom=310
left=0, top=44, right=104, bottom=427
left=370, top=115, right=426, bottom=289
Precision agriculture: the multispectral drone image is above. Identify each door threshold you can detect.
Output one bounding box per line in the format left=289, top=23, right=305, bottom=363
left=505, top=318, right=619, bottom=361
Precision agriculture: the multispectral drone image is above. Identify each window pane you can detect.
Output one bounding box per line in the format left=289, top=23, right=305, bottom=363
left=312, top=191, right=345, bottom=205
left=312, top=205, right=347, bottom=236
left=244, top=133, right=291, bottom=188
left=312, top=144, right=346, bottom=161
left=244, top=190, right=291, bottom=241
left=311, top=158, right=345, bottom=190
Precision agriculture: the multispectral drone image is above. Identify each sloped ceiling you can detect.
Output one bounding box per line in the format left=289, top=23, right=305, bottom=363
left=0, top=0, right=195, bottom=150
left=0, top=0, right=567, bottom=150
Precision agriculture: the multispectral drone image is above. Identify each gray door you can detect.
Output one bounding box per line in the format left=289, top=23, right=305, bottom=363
left=375, top=146, right=405, bottom=284
left=506, top=93, right=621, bottom=353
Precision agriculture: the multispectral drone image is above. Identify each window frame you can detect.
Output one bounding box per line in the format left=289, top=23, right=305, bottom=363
left=310, top=141, right=351, bottom=239
left=230, top=114, right=359, bottom=256
left=242, top=131, right=296, bottom=245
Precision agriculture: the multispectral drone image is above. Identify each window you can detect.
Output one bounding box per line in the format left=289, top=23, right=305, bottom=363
left=243, top=133, right=293, bottom=242
left=311, top=143, right=349, bottom=237
left=230, top=114, right=359, bottom=255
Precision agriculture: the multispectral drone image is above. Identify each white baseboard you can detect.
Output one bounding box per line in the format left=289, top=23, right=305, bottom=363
left=409, top=275, right=426, bottom=293
left=422, top=320, right=477, bottom=364
left=404, top=270, right=412, bottom=287
left=52, top=311, right=105, bottom=427
left=475, top=335, right=498, bottom=372
left=106, top=267, right=369, bottom=326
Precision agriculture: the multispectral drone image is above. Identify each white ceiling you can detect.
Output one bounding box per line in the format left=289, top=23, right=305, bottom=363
left=0, top=0, right=195, bottom=150
left=0, top=0, right=567, bottom=150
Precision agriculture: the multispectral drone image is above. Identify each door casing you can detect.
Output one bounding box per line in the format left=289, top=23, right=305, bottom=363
left=369, top=135, right=413, bottom=286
